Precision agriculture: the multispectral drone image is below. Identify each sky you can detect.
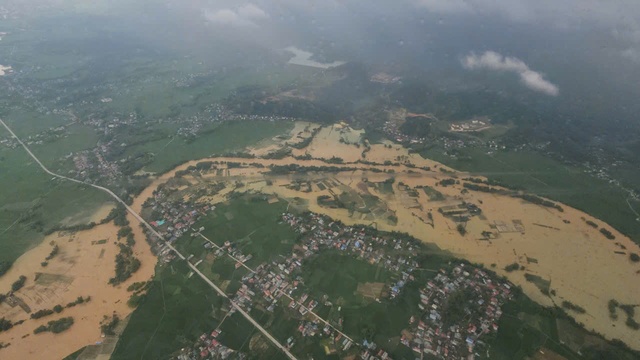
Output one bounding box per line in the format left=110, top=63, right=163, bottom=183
left=3, top=0, right=639, bottom=100
left=178, top=0, right=638, bottom=96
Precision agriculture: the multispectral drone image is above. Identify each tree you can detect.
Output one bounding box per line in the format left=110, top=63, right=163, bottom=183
left=11, top=275, right=27, bottom=292
left=0, top=261, right=12, bottom=277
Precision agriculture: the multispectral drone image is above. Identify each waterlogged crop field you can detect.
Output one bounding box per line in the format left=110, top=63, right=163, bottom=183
left=422, top=147, right=640, bottom=244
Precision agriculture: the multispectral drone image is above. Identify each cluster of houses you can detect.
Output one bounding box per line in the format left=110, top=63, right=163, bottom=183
left=281, top=212, right=420, bottom=275
left=143, top=191, right=516, bottom=360
left=382, top=118, right=425, bottom=144
left=69, top=141, right=122, bottom=183
left=148, top=198, right=211, bottom=242
left=401, top=264, right=513, bottom=358
left=0, top=125, right=67, bottom=149
left=143, top=194, right=213, bottom=261
left=175, top=330, right=246, bottom=360
left=449, top=119, right=491, bottom=133
left=214, top=211, right=427, bottom=356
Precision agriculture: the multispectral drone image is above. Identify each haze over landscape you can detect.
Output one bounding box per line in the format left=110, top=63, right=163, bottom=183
left=0, top=1, right=639, bottom=360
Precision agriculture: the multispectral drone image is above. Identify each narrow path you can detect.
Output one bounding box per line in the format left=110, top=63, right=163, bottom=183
left=0, top=118, right=297, bottom=360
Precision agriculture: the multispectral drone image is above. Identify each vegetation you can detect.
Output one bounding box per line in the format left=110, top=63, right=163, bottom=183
left=268, top=163, right=356, bottom=175
left=585, top=220, right=599, bottom=228
left=110, top=205, right=130, bottom=227
left=31, top=309, right=55, bottom=320
left=442, top=288, right=474, bottom=327
left=630, top=253, right=640, bottom=262
left=31, top=297, right=89, bottom=320
left=325, top=156, right=344, bottom=164
left=127, top=293, right=146, bottom=308
left=438, top=178, right=456, bottom=187
left=456, top=224, right=467, bottom=236
left=463, top=182, right=503, bottom=194
left=421, top=148, right=640, bottom=245
left=101, top=315, right=120, bottom=336
left=561, top=301, right=587, bottom=314
left=0, top=318, right=14, bottom=333
left=33, top=317, right=74, bottom=334
left=523, top=273, right=550, bottom=295
left=44, top=244, right=59, bottom=261
left=399, top=116, right=432, bottom=138
left=609, top=299, right=620, bottom=320
left=515, top=194, right=563, bottom=212
left=66, top=296, right=90, bottom=308
left=0, top=262, right=11, bottom=277
left=11, top=275, right=27, bottom=292
left=504, top=263, right=520, bottom=272
left=109, top=244, right=141, bottom=286
left=117, top=226, right=132, bottom=239
left=112, top=262, right=236, bottom=359
left=126, top=281, right=149, bottom=292
left=600, top=228, right=616, bottom=240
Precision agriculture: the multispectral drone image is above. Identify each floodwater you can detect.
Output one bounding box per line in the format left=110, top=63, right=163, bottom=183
left=284, top=46, right=346, bottom=69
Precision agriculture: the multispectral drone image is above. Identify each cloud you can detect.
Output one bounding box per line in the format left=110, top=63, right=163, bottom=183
left=622, top=47, right=640, bottom=63
left=204, top=3, right=268, bottom=27
left=462, top=51, right=560, bottom=96
left=414, top=0, right=640, bottom=26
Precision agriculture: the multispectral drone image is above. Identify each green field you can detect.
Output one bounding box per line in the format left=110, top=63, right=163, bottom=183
left=179, top=196, right=297, bottom=267
left=301, top=251, right=392, bottom=303
left=123, top=120, right=293, bottom=174
left=0, top=146, right=111, bottom=268
left=112, top=261, right=281, bottom=359
left=422, top=147, right=640, bottom=244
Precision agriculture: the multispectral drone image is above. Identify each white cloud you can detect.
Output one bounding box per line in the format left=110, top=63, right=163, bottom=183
left=462, top=51, right=560, bottom=96
left=204, top=3, right=269, bottom=27
left=237, top=4, right=268, bottom=20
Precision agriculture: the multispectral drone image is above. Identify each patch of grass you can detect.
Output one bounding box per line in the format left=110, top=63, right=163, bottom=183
left=123, top=120, right=293, bottom=174
left=112, top=261, right=224, bottom=359
left=180, top=196, right=297, bottom=266
left=0, top=147, right=111, bottom=271
left=300, top=251, right=392, bottom=304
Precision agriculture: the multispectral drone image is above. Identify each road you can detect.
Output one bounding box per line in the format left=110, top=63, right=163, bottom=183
left=0, top=118, right=297, bottom=360
left=197, top=232, right=356, bottom=344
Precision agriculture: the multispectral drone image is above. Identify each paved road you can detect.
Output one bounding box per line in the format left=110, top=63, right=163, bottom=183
left=197, top=232, right=356, bottom=344
left=0, top=118, right=297, bottom=360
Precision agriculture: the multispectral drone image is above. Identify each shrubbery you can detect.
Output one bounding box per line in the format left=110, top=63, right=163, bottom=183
left=0, top=318, right=14, bottom=333
left=11, top=275, right=27, bottom=292
left=504, top=263, right=520, bottom=272
left=600, top=228, right=616, bottom=240
left=562, top=301, right=587, bottom=314
left=33, top=317, right=74, bottom=334
left=109, top=244, right=141, bottom=285
left=101, top=315, right=120, bottom=336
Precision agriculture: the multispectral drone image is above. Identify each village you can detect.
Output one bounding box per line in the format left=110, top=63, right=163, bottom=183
left=141, top=176, right=516, bottom=360
left=401, top=264, right=513, bottom=358
left=175, top=329, right=247, bottom=360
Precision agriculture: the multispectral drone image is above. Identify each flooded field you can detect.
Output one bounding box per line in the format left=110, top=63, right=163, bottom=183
left=2, top=121, right=638, bottom=357
left=0, top=203, right=156, bottom=359
left=141, top=122, right=640, bottom=349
